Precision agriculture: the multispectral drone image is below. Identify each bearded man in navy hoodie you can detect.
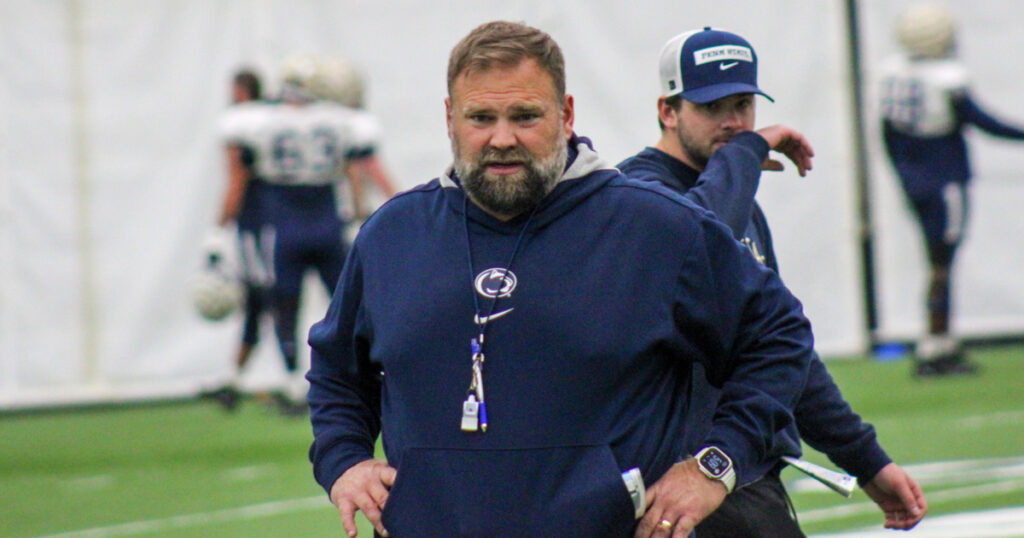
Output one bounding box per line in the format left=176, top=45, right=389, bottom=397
left=308, top=21, right=814, bottom=538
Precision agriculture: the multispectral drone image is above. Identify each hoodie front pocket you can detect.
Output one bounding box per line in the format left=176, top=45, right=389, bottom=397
left=381, top=444, right=636, bottom=537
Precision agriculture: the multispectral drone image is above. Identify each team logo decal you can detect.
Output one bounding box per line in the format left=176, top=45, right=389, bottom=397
left=693, top=45, right=753, bottom=66
left=741, top=237, right=766, bottom=266
left=474, top=268, right=517, bottom=298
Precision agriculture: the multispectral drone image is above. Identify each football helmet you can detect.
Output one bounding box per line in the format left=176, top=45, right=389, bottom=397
left=321, top=56, right=366, bottom=108
left=190, top=266, right=243, bottom=321
left=896, top=3, right=957, bottom=59
left=191, top=229, right=242, bottom=321
left=280, top=52, right=325, bottom=102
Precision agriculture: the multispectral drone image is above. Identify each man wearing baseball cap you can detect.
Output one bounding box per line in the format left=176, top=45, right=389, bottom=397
left=620, top=27, right=926, bottom=536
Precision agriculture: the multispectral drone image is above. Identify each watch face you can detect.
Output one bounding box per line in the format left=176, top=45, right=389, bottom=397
left=699, top=448, right=730, bottom=477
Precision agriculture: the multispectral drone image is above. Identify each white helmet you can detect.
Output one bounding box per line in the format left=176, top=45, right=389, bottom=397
left=321, top=56, right=366, bottom=108
left=190, top=267, right=243, bottom=321
left=896, top=3, right=957, bottom=59
left=280, top=52, right=326, bottom=101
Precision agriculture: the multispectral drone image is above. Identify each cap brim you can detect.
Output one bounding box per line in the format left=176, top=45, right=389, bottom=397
left=678, top=83, right=773, bottom=104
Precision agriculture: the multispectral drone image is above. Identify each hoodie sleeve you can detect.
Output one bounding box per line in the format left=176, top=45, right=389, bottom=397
left=795, top=355, right=892, bottom=482
left=682, top=131, right=769, bottom=240
left=674, top=212, right=813, bottom=486
left=306, top=245, right=383, bottom=494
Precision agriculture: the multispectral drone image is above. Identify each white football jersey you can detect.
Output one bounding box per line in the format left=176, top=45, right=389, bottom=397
left=879, top=55, right=970, bottom=137
left=219, top=101, right=379, bottom=186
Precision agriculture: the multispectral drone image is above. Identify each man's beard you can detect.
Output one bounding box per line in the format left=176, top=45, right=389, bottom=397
left=454, top=137, right=568, bottom=218
left=675, top=126, right=714, bottom=171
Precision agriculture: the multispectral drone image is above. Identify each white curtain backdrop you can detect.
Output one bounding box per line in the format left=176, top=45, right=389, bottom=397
left=1, top=0, right=1021, bottom=408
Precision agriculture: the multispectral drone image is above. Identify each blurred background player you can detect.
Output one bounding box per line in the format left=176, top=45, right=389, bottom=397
left=200, top=68, right=271, bottom=411
left=215, top=54, right=394, bottom=415
left=317, top=56, right=397, bottom=226
left=879, top=3, right=1024, bottom=377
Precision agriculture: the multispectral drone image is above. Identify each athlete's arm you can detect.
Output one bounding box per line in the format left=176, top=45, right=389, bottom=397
left=955, top=93, right=1024, bottom=140
left=217, top=145, right=251, bottom=226
left=344, top=156, right=397, bottom=220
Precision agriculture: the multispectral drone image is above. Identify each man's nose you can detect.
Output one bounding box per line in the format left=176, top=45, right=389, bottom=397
left=489, top=119, right=518, bottom=148
left=720, top=110, right=742, bottom=129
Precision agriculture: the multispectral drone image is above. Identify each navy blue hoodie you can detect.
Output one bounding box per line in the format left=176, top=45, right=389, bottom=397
left=308, top=135, right=813, bottom=536
left=618, top=132, right=891, bottom=483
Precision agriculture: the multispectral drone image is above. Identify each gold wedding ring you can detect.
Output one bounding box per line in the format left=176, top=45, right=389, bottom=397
left=658, top=519, right=674, bottom=531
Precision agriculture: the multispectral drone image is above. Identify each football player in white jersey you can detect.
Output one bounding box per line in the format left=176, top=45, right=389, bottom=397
left=218, top=54, right=390, bottom=413
left=879, top=3, right=1024, bottom=377
left=199, top=68, right=271, bottom=412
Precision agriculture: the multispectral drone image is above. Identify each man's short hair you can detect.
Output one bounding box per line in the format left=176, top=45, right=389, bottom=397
left=447, top=21, right=565, bottom=102
left=234, top=69, right=262, bottom=101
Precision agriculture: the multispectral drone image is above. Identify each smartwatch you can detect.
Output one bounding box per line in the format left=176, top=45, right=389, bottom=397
left=694, top=446, right=736, bottom=493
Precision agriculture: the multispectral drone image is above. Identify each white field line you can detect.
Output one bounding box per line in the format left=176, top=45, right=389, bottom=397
left=799, top=477, right=1024, bottom=523
left=32, top=496, right=328, bottom=538
left=788, top=455, right=1024, bottom=494
left=35, top=456, right=1024, bottom=537
left=811, top=505, right=1024, bottom=537
left=955, top=410, right=1024, bottom=429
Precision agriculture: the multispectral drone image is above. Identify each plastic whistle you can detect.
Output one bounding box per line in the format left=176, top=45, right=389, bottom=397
left=461, top=395, right=480, bottom=432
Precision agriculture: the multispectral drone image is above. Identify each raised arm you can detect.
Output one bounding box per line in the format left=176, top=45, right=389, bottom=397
left=755, top=124, right=815, bottom=177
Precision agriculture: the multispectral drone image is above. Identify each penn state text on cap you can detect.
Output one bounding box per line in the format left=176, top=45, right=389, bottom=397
left=658, top=26, right=773, bottom=104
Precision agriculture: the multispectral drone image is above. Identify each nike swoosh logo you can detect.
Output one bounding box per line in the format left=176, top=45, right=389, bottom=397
left=719, top=62, right=739, bottom=70
left=474, top=308, right=514, bottom=325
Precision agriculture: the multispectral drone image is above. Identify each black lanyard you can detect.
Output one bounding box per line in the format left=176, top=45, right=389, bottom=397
left=459, top=193, right=539, bottom=433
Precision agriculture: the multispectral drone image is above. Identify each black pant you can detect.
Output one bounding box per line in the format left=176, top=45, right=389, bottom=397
left=696, top=470, right=805, bottom=538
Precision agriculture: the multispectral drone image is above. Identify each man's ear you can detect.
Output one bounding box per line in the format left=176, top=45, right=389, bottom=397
left=657, top=97, right=678, bottom=130
left=445, top=97, right=453, bottom=139
left=561, top=94, right=575, bottom=138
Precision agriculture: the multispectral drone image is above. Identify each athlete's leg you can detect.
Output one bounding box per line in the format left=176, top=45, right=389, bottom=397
left=911, top=183, right=976, bottom=376
left=200, top=228, right=273, bottom=411
left=235, top=227, right=274, bottom=368
left=313, top=229, right=347, bottom=294
left=925, top=241, right=953, bottom=336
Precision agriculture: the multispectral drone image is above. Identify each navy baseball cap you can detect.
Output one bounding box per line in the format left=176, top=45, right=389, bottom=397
left=658, top=27, right=773, bottom=104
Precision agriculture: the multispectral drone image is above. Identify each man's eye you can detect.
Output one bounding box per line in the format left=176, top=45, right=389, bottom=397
left=469, top=114, right=493, bottom=123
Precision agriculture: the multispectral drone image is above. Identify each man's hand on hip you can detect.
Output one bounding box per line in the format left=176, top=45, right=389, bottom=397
left=634, top=458, right=728, bottom=537
left=330, top=458, right=397, bottom=537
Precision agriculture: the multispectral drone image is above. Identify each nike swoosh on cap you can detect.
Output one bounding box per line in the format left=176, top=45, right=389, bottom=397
left=719, top=62, right=739, bottom=70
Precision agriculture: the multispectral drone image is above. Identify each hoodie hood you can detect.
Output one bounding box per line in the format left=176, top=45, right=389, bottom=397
left=439, top=133, right=620, bottom=232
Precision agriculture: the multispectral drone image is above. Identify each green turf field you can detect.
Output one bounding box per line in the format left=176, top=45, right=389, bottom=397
left=2, top=345, right=1022, bottom=537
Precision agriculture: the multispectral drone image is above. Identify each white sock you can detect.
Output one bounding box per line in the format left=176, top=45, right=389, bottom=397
left=285, top=372, right=308, bottom=403
left=917, top=335, right=959, bottom=359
